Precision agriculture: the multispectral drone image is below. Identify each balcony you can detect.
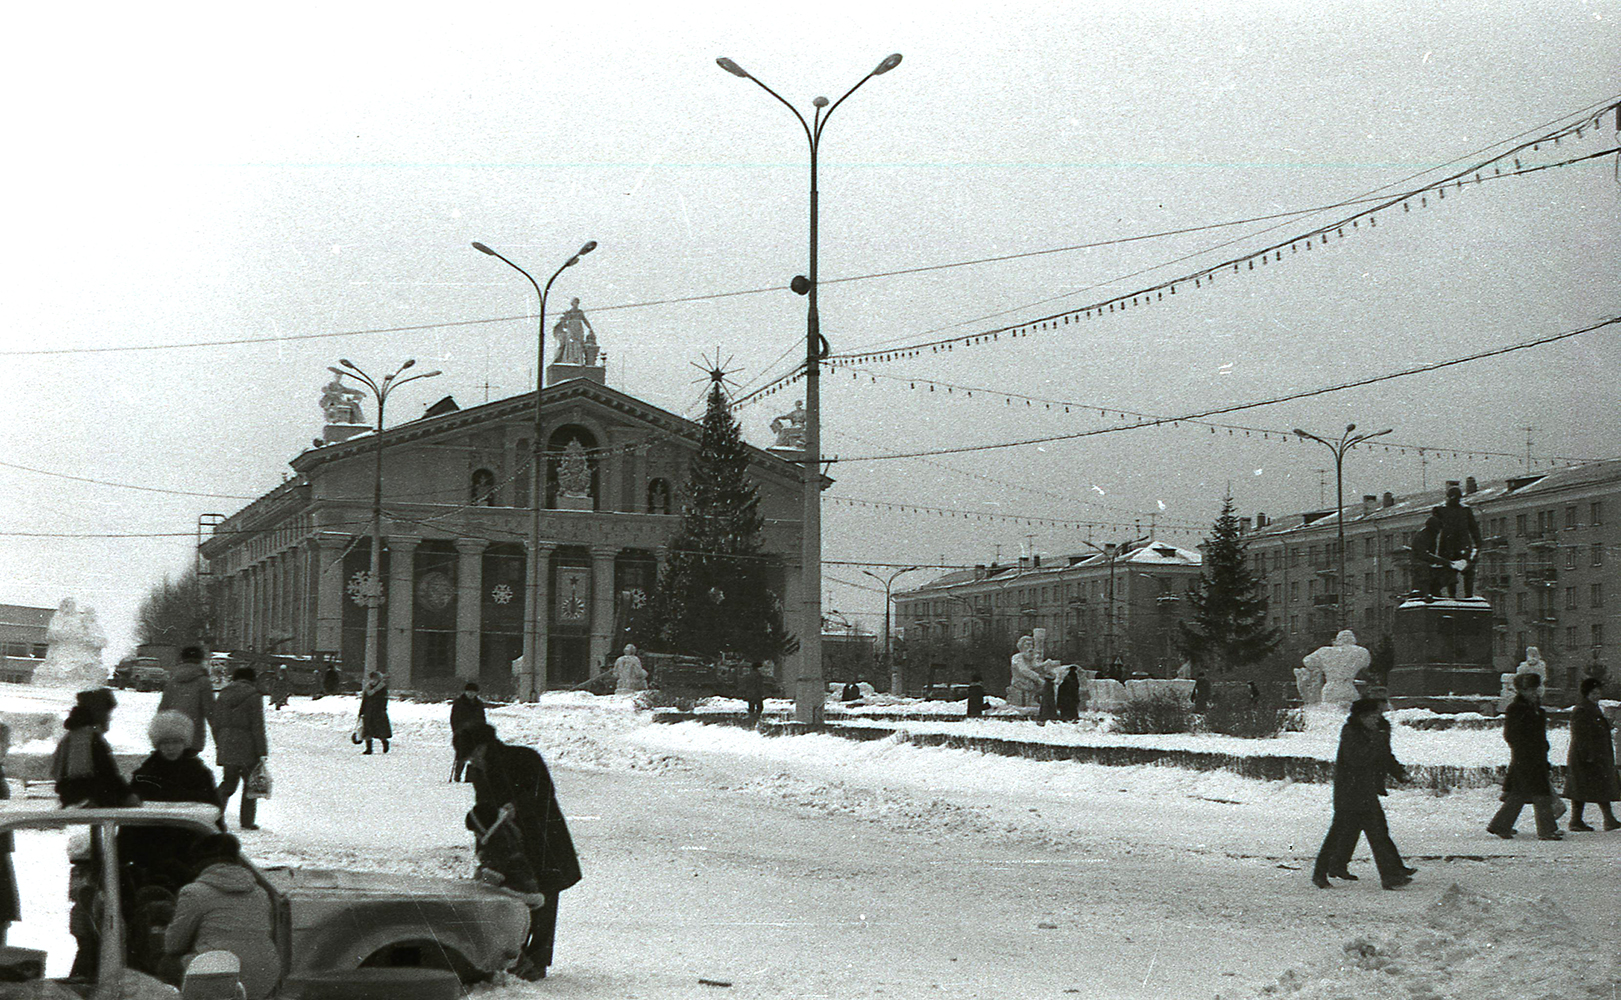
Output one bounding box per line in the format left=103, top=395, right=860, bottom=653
left=1538, top=609, right=1559, bottom=623
left=1481, top=535, right=1509, bottom=550
left=1312, top=593, right=1341, bottom=607
left=1479, top=574, right=1511, bottom=592
left=1525, top=566, right=1558, bottom=585
left=1491, top=615, right=1509, bottom=630
left=1526, top=531, right=1558, bottom=549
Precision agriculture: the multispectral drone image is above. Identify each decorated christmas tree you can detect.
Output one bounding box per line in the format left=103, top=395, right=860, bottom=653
left=634, top=373, right=790, bottom=662
left=1178, top=494, right=1281, bottom=673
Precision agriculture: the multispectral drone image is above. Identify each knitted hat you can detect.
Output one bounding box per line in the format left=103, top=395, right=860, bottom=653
left=452, top=722, right=498, bottom=757
left=1349, top=697, right=1385, bottom=717
left=148, top=710, right=193, bottom=747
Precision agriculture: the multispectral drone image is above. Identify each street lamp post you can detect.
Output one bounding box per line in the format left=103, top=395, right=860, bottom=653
left=861, top=565, right=919, bottom=695
left=1293, top=423, right=1394, bottom=631
left=329, top=359, right=442, bottom=680
left=717, top=52, right=902, bottom=724
left=1076, top=535, right=1147, bottom=674
left=472, top=239, right=597, bottom=701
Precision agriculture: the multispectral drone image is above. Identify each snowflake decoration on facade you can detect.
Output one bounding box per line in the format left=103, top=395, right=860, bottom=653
left=346, top=570, right=381, bottom=607
left=491, top=583, right=514, bottom=605
left=629, top=588, right=647, bottom=609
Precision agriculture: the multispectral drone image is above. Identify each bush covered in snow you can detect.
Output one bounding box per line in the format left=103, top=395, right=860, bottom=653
left=1112, top=690, right=1194, bottom=734
left=1201, top=700, right=1299, bottom=738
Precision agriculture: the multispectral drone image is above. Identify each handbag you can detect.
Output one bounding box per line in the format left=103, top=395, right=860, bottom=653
left=245, top=760, right=272, bottom=800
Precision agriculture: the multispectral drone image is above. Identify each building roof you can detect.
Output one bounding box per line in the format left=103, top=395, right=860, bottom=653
left=0, top=604, right=54, bottom=630
left=898, top=539, right=1200, bottom=598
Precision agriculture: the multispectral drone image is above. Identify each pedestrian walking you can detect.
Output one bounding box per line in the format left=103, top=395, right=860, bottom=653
left=1192, top=671, right=1211, bottom=712
left=964, top=673, right=986, bottom=719
left=53, top=688, right=140, bottom=808
left=1036, top=674, right=1057, bottom=724
left=450, top=682, right=487, bottom=781
left=1056, top=666, right=1081, bottom=721
left=1487, top=671, right=1562, bottom=840
left=1311, top=697, right=1415, bottom=890
left=211, top=668, right=268, bottom=831
left=358, top=671, right=392, bottom=754
left=0, top=723, right=18, bottom=945
left=740, top=663, right=765, bottom=717
left=1565, top=677, right=1619, bottom=832
left=320, top=663, right=341, bottom=698
left=163, top=833, right=280, bottom=999
left=265, top=667, right=290, bottom=711
left=454, top=722, right=581, bottom=982
left=158, top=646, right=215, bottom=754
left=125, top=711, right=224, bottom=892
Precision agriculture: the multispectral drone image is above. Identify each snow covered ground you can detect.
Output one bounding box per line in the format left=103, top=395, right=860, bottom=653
left=3, top=685, right=1616, bottom=998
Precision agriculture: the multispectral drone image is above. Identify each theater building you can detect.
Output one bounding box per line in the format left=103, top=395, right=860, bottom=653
left=198, top=323, right=808, bottom=697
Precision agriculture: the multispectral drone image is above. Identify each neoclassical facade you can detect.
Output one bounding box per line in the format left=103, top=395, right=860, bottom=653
left=200, top=357, right=807, bottom=696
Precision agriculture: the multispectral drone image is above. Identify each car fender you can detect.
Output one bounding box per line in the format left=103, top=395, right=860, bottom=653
left=284, top=897, right=529, bottom=979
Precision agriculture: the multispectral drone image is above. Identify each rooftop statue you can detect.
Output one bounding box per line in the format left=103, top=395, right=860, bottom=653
left=552, top=298, right=597, bottom=366
left=770, top=400, right=807, bottom=450
left=320, top=377, right=366, bottom=425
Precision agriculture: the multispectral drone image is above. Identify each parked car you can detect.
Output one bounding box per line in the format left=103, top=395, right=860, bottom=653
left=0, top=802, right=531, bottom=997
left=110, top=657, right=169, bottom=692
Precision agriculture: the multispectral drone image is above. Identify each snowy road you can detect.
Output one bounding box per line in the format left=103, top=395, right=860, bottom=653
left=8, top=691, right=1619, bottom=998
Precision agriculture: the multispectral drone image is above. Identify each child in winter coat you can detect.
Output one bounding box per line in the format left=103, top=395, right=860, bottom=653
left=164, top=834, right=280, bottom=999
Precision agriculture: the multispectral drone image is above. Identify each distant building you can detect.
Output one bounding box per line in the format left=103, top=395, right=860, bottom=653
left=1242, top=459, right=1620, bottom=690
left=198, top=309, right=811, bottom=697
left=0, top=603, right=53, bottom=683
left=894, top=540, right=1203, bottom=692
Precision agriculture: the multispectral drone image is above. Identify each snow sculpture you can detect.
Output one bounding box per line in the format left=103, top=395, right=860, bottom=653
left=1302, top=629, right=1369, bottom=708
left=1515, top=647, right=1549, bottom=688
left=33, top=598, right=109, bottom=689
left=1294, top=664, right=1324, bottom=705
left=613, top=644, right=648, bottom=694
left=1006, top=634, right=1058, bottom=709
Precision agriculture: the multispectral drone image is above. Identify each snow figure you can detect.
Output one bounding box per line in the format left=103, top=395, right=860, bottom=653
left=1294, top=664, right=1324, bottom=705
left=1006, top=634, right=1057, bottom=709
left=612, top=644, right=647, bottom=694
left=1515, top=647, right=1549, bottom=688
left=1302, top=629, right=1369, bottom=708
left=33, top=598, right=109, bottom=689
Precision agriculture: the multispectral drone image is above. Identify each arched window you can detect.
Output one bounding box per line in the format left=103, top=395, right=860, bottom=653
left=471, top=468, right=497, bottom=506
left=647, top=478, right=671, bottom=515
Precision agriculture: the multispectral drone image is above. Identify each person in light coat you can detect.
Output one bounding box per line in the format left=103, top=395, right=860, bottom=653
left=163, top=833, right=279, bottom=999
left=612, top=645, right=648, bottom=694
left=1564, top=677, right=1619, bottom=831
left=211, top=669, right=268, bottom=831
left=157, top=646, right=215, bottom=754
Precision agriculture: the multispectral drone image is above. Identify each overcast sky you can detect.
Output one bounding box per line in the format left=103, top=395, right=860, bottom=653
left=2, top=1, right=1617, bottom=656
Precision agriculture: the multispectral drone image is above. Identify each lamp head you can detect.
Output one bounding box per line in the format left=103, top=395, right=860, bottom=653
left=327, top=367, right=346, bottom=377
left=813, top=96, right=829, bottom=108
left=716, top=57, right=749, bottom=78
left=471, top=242, right=496, bottom=256
left=339, top=359, right=356, bottom=370
left=422, top=370, right=442, bottom=378
left=400, top=359, right=415, bottom=369
left=1292, top=428, right=1308, bottom=438
left=1346, top=423, right=1356, bottom=433
left=873, top=53, right=903, bottom=75
left=578, top=240, right=597, bottom=255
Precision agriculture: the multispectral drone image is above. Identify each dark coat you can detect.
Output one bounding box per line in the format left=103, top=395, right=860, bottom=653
left=1332, top=719, right=1408, bottom=812
left=158, top=663, right=216, bottom=752
left=738, top=671, right=764, bottom=702
left=965, top=682, right=986, bottom=718
left=466, top=741, right=581, bottom=896
left=1565, top=699, right=1620, bottom=803
left=450, top=694, right=487, bottom=735
left=211, top=680, right=268, bottom=770
left=0, top=767, right=18, bottom=923
left=164, top=862, right=280, bottom=1000
left=359, top=683, right=392, bottom=740
left=53, top=709, right=136, bottom=807
left=1055, top=670, right=1081, bottom=720
left=1501, top=695, right=1551, bottom=797
left=131, top=751, right=221, bottom=806
left=1036, top=677, right=1058, bottom=722
left=124, top=751, right=224, bottom=887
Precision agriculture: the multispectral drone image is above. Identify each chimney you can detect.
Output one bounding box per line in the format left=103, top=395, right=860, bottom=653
left=1256, top=512, right=1268, bottom=528
left=1383, top=492, right=1395, bottom=507
left=1240, top=516, right=1253, bottom=533
left=974, top=564, right=987, bottom=581
left=1466, top=476, right=1478, bottom=494
left=1032, top=553, right=1041, bottom=568
left=1017, top=555, right=1030, bottom=571
left=1362, top=494, right=1377, bottom=516
left=1446, top=479, right=1460, bottom=494
left=1104, top=543, right=1117, bottom=559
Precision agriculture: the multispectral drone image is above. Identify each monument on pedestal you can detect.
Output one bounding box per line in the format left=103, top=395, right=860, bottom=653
left=545, top=298, right=607, bottom=386
left=1387, top=596, right=1495, bottom=710
left=318, top=376, right=369, bottom=445
left=767, top=400, right=807, bottom=460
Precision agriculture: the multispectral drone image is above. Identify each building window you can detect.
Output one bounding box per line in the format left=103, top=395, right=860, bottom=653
left=1566, top=586, right=1578, bottom=609
left=1565, top=626, right=1579, bottom=650
left=1565, top=505, right=1578, bottom=530
left=1593, top=543, right=1604, bottom=568
left=1565, top=548, right=1577, bottom=570
left=1384, top=569, right=1395, bottom=590
left=2, top=643, right=27, bottom=657
left=1364, top=572, right=1376, bottom=594
left=1289, top=615, right=1299, bottom=634
left=1273, top=583, right=1282, bottom=605
left=1593, top=583, right=1604, bottom=607
left=646, top=478, right=672, bottom=514
left=1289, top=547, right=1301, bottom=567
left=470, top=468, right=498, bottom=506
left=1516, top=514, right=1527, bottom=536
left=1289, top=581, right=1300, bottom=603
left=1516, top=592, right=1527, bottom=614
left=1594, top=623, right=1606, bottom=647
left=1516, top=553, right=1528, bottom=575
left=1590, top=501, right=1603, bottom=526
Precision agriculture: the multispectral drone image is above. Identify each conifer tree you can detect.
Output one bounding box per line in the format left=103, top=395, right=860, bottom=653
left=1178, top=494, right=1281, bottom=672
left=635, top=377, right=790, bottom=661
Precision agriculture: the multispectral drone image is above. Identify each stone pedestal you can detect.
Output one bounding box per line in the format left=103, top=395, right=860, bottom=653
left=1387, top=596, right=1496, bottom=709
left=546, top=362, right=605, bottom=385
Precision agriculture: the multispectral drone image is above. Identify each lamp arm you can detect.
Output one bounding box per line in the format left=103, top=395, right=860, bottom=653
left=741, top=74, right=815, bottom=150
left=814, top=71, right=878, bottom=145
left=337, top=369, right=382, bottom=398
left=484, top=246, right=544, bottom=304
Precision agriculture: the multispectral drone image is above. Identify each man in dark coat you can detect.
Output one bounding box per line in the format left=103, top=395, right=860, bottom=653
left=1311, top=697, right=1414, bottom=890
left=455, top=723, right=581, bottom=982
left=1487, top=671, right=1561, bottom=840
left=358, top=671, right=392, bottom=754
left=1411, top=486, right=1482, bottom=599
left=1564, top=677, right=1619, bottom=832
left=211, top=668, right=268, bottom=831
left=158, top=646, right=215, bottom=754
left=53, top=688, right=140, bottom=808
left=1055, top=666, right=1081, bottom=721
left=450, top=683, right=487, bottom=782
left=0, top=722, right=18, bottom=944
left=965, top=674, right=986, bottom=719
left=739, top=663, right=765, bottom=717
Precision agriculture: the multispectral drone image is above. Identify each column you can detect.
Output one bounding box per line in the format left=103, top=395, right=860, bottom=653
left=525, top=542, right=557, bottom=699
left=779, top=558, right=802, bottom=694
left=386, top=536, right=422, bottom=684
left=632, top=443, right=648, bottom=513
left=456, top=538, right=490, bottom=682
left=313, top=533, right=350, bottom=655
left=268, top=554, right=283, bottom=646
left=588, top=545, right=617, bottom=675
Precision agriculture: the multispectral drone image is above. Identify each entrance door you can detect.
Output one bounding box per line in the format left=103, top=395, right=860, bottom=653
left=548, top=634, right=591, bottom=686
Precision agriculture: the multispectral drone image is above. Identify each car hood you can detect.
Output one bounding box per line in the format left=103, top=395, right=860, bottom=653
left=260, top=865, right=518, bottom=903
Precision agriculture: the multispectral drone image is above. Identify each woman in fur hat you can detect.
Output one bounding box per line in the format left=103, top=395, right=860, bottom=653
left=52, top=688, right=139, bottom=808
left=124, top=711, right=224, bottom=893
left=1565, top=677, right=1619, bottom=831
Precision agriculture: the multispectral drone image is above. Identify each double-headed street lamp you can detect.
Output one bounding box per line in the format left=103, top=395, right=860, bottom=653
left=717, top=51, right=902, bottom=724
left=471, top=239, right=597, bottom=701
left=328, top=359, right=442, bottom=679
left=1293, top=423, right=1393, bottom=630
left=861, top=565, right=918, bottom=695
